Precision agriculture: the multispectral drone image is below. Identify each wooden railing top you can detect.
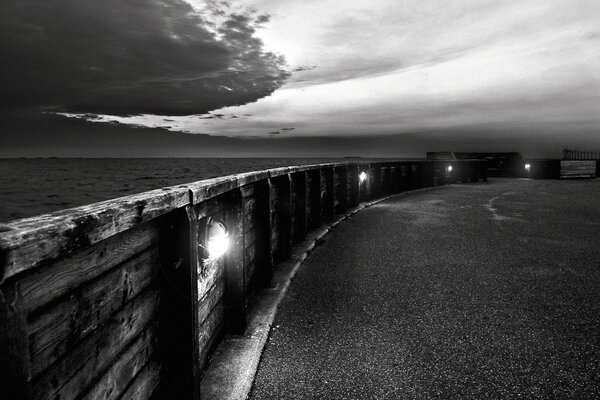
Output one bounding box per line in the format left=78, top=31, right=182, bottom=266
left=0, top=160, right=478, bottom=282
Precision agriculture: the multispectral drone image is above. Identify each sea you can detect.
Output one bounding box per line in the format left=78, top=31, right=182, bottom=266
left=0, top=158, right=386, bottom=223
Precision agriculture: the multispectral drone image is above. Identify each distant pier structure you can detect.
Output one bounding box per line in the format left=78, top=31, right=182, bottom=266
left=428, top=150, right=599, bottom=179
left=426, top=152, right=524, bottom=177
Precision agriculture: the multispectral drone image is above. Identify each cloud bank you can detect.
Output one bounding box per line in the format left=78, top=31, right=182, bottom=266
left=0, top=0, right=289, bottom=115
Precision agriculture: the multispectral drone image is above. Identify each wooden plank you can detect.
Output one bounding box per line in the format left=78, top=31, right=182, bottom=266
left=32, top=288, right=159, bottom=400
left=308, top=170, right=321, bottom=228
left=0, top=282, right=32, bottom=400
left=291, top=172, right=307, bottom=242
left=334, top=166, right=348, bottom=214
left=347, top=165, right=359, bottom=207
left=224, top=189, right=246, bottom=334
left=188, top=171, right=270, bottom=205
left=369, top=165, right=380, bottom=198
left=197, top=278, right=225, bottom=326
left=253, top=180, right=271, bottom=289
left=320, top=168, right=335, bottom=221
left=271, top=175, right=292, bottom=263
left=560, top=160, right=596, bottom=178
left=184, top=204, right=202, bottom=400
left=0, top=186, right=189, bottom=281
left=28, top=246, right=159, bottom=378
left=198, top=257, right=224, bottom=303
left=198, top=302, right=225, bottom=368
left=269, top=179, right=280, bottom=264
left=80, top=325, right=156, bottom=400
left=117, top=360, right=161, bottom=400
left=16, top=220, right=160, bottom=313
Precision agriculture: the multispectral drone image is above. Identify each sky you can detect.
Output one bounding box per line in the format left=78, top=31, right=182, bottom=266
left=1, top=0, right=599, bottom=157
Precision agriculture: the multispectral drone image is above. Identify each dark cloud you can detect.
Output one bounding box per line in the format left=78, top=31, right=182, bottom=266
left=293, top=65, right=318, bottom=72
left=0, top=0, right=289, bottom=116
left=268, top=128, right=294, bottom=135
left=255, top=14, right=271, bottom=25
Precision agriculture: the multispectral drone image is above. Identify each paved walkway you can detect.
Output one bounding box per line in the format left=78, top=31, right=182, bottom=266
left=250, top=179, right=600, bottom=399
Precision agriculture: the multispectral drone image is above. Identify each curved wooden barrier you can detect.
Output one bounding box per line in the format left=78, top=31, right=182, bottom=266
left=0, top=160, right=486, bottom=400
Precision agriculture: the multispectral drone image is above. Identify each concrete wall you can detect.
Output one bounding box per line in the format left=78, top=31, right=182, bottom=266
left=0, top=160, right=487, bottom=400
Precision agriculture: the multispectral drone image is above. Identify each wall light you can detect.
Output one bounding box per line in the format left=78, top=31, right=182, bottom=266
left=524, top=163, right=531, bottom=172
left=359, top=170, right=368, bottom=184
left=446, top=165, right=453, bottom=173
left=197, top=217, right=230, bottom=261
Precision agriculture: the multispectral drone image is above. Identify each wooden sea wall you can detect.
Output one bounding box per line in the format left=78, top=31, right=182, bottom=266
left=560, top=160, right=597, bottom=179
left=0, top=160, right=487, bottom=400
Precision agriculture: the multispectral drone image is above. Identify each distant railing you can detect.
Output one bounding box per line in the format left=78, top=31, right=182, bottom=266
left=562, top=147, right=600, bottom=160
left=0, top=160, right=487, bottom=400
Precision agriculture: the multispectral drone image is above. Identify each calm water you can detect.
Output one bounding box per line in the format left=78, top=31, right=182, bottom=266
left=0, top=158, right=377, bottom=222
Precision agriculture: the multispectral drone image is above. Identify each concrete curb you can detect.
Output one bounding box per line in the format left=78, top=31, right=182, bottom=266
left=199, top=186, right=443, bottom=399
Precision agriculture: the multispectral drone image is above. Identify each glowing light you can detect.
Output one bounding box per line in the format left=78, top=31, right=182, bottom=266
left=198, top=218, right=230, bottom=261
left=359, top=170, right=368, bottom=184
left=524, top=163, right=531, bottom=171
left=447, top=165, right=453, bottom=172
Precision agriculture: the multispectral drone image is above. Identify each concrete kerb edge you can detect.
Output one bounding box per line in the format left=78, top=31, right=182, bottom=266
left=199, top=184, right=451, bottom=400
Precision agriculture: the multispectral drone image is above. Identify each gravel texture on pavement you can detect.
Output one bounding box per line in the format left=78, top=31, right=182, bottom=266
left=250, top=179, right=600, bottom=399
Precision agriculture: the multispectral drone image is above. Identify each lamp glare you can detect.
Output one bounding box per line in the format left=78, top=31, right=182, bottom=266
left=206, top=221, right=230, bottom=260
left=359, top=171, right=368, bottom=184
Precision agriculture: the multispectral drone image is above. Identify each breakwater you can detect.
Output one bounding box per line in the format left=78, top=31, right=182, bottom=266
left=0, top=160, right=486, bottom=400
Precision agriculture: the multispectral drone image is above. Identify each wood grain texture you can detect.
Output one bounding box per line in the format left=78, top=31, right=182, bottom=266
left=198, top=302, right=225, bottom=368
left=80, top=325, right=156, bottom=400
left=0, top=282, right=32, bottom=400
left=32, top=288, right=159, bottom=400
left=28, top=246, right=160, bottom=377
left=198, top=280, right=225, bottom=326
left=224, top=189, right=246, bottom=334
left=0, top=186, right=188, bottom=281
left=118, top=360, right=161, bottom=400
left=18, top=220, right=160, bottom=314
left=198, top=258, right=224, bottom=303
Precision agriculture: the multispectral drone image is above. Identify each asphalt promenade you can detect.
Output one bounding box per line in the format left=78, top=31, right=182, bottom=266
left=250, top=179, right=600, bottom=399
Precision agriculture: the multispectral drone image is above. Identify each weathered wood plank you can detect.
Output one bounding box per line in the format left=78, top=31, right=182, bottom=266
left=80, top=325, right=156, bottom=400
left=28, top=246, right=159, bottom=377
left=188, top=171, right=270, bottom=205
left=224, top=189, right=246, bottom=334
left=198, top=258, right=224, bottom=303
left=320, top=168, right=335, bottom=221
left=118, top=360, right=161, bottom=400
left=0, top=187, right=189, bottom=281
left=32, top=288, right=159, bottom=400
left=198, top=302, right=225, bottom=368
left=291, top=172, right=307, bottom=242
left=18, top=219, right=160, bottom=313
left=252, top=179, right=271, bottom=289
left=307, top=169, right=321, bottom=228
left=0, top=282, right=32, bottom=400
left=198, top=279, right=225, bottom=327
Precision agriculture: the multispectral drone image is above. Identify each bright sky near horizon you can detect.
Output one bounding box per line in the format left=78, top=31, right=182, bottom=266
left=2, top=0, right=599, bottom=156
